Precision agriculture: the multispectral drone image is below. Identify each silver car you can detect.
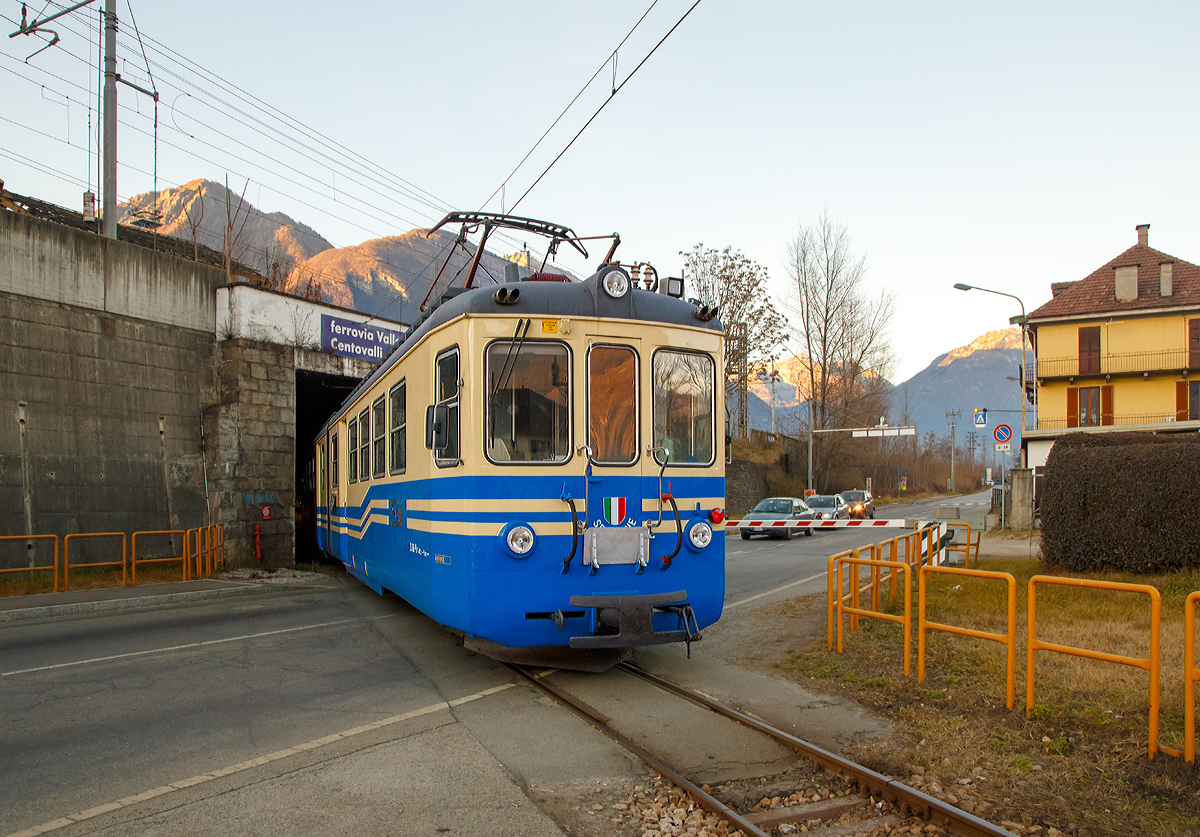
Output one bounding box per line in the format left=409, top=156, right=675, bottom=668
left=741, top=497, right=814, bottom=540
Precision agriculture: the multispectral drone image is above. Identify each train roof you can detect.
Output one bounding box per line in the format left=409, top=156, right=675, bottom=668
left=316, top=269, right=724, bottom=441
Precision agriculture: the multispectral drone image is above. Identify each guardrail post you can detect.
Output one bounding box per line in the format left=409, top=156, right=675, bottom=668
left=1187, top=592, right=1198, bottom=765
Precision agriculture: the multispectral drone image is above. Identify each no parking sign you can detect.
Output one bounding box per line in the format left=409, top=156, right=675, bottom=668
left=994, top=424, right=1012, bottom=444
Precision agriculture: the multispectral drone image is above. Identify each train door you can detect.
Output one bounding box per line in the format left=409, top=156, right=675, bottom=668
left=584, top=337, right=655, bottom=568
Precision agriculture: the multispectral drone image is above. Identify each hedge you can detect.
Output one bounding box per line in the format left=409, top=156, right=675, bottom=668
left=1040, top=431, right=1200, bottom=572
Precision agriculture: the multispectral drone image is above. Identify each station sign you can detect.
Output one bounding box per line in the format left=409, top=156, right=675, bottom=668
left=321, top=314, right=404, bottom=362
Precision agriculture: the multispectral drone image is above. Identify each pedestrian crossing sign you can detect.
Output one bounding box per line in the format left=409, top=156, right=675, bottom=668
left=973, top=409, right=986, bottom=428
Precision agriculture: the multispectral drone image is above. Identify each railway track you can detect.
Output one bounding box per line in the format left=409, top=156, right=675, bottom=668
left=507, top=661, right=1016, bottom=837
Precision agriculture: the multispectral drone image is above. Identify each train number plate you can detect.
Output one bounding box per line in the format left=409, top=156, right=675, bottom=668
left=589, top=526, right=647, bottom=565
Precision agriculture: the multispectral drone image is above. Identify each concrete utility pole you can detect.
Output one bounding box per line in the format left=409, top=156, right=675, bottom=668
left=946, top=409, right=960, bottom=491
left=102, top=0, right=117, bottom=238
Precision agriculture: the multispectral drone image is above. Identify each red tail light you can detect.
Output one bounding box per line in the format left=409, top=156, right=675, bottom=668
left=709, top=508, right=725, bottom=524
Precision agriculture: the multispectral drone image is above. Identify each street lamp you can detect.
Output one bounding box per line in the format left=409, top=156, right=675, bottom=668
left=954, top=283, right=1029, bottom=463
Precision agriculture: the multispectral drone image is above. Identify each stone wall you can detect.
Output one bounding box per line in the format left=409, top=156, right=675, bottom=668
left=726, top=459, right=768, bottom=516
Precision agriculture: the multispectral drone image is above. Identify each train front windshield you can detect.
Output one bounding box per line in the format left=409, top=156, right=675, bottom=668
left=485, top=341, right=571, bottom=463
left=652, top=350, right=714, bottom=465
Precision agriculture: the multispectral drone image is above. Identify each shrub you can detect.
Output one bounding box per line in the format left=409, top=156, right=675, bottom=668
left=1040, top=432, right=1200, bottom=572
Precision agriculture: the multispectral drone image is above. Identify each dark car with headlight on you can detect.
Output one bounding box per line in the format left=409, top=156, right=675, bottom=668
left=806, top=494, right=849, bottom=522
left=839, top=489, right=875, bottom=519
left=740, top=497, right=813, bottom=540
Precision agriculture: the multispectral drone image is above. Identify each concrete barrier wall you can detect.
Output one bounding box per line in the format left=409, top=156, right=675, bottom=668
left=0, top=290, right=213, bottom=556
left=1, top=211, right=223, bottom=332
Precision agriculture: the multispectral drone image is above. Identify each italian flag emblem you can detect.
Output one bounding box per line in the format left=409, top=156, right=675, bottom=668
left=603, top=497, right=626, bottom=526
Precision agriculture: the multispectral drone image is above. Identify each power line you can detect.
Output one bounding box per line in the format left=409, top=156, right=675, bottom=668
left=510, top=0, right=703, bottom=214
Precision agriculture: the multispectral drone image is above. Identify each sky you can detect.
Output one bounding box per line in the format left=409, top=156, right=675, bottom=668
left=4, top=1, right=1200, bottom=383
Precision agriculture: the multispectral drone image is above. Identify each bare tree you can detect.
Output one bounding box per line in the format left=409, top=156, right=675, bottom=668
left=223, top=176, right=252, bottom=283
left=183, top=187, right=206, bottom=262
left=783, top=210, right=896, bottom=491
left=680, top=245, right=787, bottom=436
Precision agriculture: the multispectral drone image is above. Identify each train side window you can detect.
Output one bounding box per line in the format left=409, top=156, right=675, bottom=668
left=348, top=419, right=358, bottom=483
left=652, top=349, right=715, bottom=466
left=390, top=380, right=406, bottom=474
left=588, top=344, right=638, bottom=465
left=434, top=348, right=460, bottom=464
left=359, top=408, right=370, bottom=481
left=372, top=397, right=386, bottom=478
left=485, top=341, right=570, bottom=464
left=331, top=433, right=338, bottom=494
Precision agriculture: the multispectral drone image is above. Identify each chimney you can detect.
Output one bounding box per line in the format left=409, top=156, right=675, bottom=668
left=1114, top=265, right=1138, bottom=301
left=1136, top=223, right=1150, bottom=247
left=1160, top=262, right=1173, bottom=297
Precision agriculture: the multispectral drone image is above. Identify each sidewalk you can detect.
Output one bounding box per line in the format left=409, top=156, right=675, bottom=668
left=0, top=572, right=338, bottom=623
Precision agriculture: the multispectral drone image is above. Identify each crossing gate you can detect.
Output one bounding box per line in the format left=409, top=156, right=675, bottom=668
left=724, top=517, right=953, bottom=562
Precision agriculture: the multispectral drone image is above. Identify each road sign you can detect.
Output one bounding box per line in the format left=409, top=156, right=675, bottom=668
left=973, top=409, right=986, bottom=428
left=994, top=424, right=1012, bottom=443
left=995, top=442, right=1011, bottom=452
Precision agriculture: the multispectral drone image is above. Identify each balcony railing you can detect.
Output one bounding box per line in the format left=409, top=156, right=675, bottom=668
left=1036, top=412, right=1184, bottom=431
left=1036, top=349, right=1193, bottom=379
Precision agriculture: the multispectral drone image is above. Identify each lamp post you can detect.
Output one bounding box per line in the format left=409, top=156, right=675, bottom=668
left=953, top=283, right=1028, bottom=466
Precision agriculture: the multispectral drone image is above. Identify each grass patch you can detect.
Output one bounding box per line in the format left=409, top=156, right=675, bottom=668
left=781, top=558, right=1200, bottom=836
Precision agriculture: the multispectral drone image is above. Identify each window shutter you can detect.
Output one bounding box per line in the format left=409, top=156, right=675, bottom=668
left=1178, top=381, right=1189, bottom=422
left=1189, top=320, right=1200, bottom=370
left=1100, top=385, right=1113, bottom=425
left=1078, top=326, right=1101, bottom=375
left=1066, top=387, right=1079, bottom=428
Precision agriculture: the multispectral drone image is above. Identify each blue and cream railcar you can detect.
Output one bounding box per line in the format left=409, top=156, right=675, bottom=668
left=313, top=214, right=725, bottom=665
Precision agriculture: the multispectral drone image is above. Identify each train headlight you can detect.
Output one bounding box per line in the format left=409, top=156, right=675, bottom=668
left=501, top=523, right=536, bottom=558
left=601, top=268, right=630, bottom=299
left=687, top=521, right=713, bottom=550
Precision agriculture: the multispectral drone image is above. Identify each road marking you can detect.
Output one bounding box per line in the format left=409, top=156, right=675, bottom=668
left=726, top=571, right=825, bottom=610
left=3, top=681, right=517, bottom=837
left=1, top=615, right=408, bottom=677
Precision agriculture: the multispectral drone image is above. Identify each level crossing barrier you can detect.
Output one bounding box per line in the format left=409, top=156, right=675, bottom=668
left=0, top=534, right=59, bottom=591
left=1027, top=576, right=1164, bottom=760
left=131, top=530, right=187, bottom=585
left=64, top=532, right=127, bottom=591
left=919, top=565, right=1017, bottom=709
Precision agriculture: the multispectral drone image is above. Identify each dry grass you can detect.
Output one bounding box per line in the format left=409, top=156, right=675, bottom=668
left=776, top=559, right=1200, bottom=836
left=0, top=563, right=195, bottom=597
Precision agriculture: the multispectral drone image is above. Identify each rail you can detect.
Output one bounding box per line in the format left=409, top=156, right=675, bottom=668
left=837, top=554, right=912, bottom=676
left=64, top=532, right=127, bottom=591
left=944, top=523, right=979, bottom=568
left=1027, top=575, right=1163, bottom=760
left=131, top=530, right=187, bottom=585
left=0, top=534, right=59, bottom=592
left=1187, top=592, right=1199, bottom=765
left=919, top=565, right=1017, bottom=710
left=1035, top=347, right=1192, bottom=378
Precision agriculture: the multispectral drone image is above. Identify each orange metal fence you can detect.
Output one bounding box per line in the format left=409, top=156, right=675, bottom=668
left=944, top=523, right=980, bottom=568
left=64, top=532, right=127, bottom=591
left=1027, top=575, right=1163, bottom=760
left=0, top=534, right=60, bottom=592
left=836, top=553, right=912, bottom=676
left=1186, top=592, right=1199, bottom=765
left=920, top=565, right=1017, bottom=710
left=131, top=530, right=187, bottom=585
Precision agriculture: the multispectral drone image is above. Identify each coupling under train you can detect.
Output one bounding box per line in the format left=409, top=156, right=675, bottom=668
left=312, top=212, right=726, bottom=668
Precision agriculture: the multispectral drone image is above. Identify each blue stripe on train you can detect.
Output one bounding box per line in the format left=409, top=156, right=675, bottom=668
left=316, top=472, right=725, bottom=648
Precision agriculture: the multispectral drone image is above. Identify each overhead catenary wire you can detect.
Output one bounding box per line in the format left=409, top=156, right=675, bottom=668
left=509, top=0, right=703, bottom=215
